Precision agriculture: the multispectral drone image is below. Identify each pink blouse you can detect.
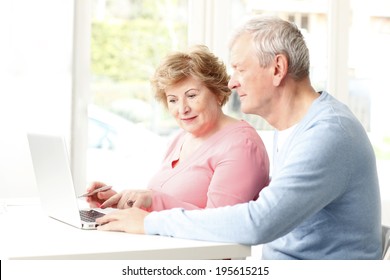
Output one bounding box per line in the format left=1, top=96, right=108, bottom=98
left=147, top=120, right=270, bottom=211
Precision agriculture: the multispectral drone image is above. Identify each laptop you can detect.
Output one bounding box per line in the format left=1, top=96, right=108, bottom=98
left=27, top=132, right=112, bottom=230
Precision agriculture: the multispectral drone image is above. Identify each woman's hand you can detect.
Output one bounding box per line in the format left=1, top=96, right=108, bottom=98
left=85, top=181, right=117, bottom=208
left=100, top=189, right=153, bottom=210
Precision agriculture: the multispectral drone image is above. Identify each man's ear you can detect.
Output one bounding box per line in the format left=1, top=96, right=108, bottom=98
left=272, top=54, right=288, bottom=86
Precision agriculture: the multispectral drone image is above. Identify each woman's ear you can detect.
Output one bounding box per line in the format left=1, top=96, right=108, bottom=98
left=272, top=54, right=288, bottom=86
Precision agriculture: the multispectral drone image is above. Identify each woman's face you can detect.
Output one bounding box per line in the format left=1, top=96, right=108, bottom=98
left=165, top=77, right=222, bottom=138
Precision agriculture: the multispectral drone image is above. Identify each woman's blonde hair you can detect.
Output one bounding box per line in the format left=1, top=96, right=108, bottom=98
left=151, top=45, right=231, bottom=108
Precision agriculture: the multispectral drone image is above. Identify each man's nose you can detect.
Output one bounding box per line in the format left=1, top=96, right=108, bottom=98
left=228, top=75, right=239, bottom=90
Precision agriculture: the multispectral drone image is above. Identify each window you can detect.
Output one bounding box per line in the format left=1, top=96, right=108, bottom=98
left=87, top=0, right=188, bottom=188
left=82, top=0, right=390, bottom=196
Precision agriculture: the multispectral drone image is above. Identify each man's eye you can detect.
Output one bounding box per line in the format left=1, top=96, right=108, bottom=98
left=188, top=94, right=196, bottom=98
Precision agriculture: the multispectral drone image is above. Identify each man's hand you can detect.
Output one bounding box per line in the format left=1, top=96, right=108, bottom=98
left=96, top=208, right=149, bottom=234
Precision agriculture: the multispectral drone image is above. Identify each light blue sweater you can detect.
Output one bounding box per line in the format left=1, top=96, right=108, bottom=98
left=145, top=91, right=382, bottom=259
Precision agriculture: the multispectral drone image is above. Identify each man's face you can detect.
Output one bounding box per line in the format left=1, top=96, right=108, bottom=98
left=228, top=33, right=274, bottom=117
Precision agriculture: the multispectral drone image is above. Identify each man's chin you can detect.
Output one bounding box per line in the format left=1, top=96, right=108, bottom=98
left=240, top=104, right=252, bottom=115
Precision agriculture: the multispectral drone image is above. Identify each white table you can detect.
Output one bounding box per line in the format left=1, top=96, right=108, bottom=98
left=0, top=201, right=250, bottom=260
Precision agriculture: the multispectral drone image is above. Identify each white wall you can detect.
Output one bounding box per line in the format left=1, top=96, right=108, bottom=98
left=0, top=0, right=74, bottom=198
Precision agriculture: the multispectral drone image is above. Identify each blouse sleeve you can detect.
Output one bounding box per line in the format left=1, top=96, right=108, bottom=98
left=205, top=133, right=269, bottom=208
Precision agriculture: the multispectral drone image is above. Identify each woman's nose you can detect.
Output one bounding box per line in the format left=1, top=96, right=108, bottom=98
left=178, top=100, right=190, bottom=114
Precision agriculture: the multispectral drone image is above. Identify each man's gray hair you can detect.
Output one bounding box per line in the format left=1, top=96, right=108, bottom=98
left=230, top=16, right=310, bottom=80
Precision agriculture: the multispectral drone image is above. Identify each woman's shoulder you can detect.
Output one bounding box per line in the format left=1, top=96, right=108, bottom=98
left=224, top=119, right=260, bottom=136
left=216, top=120, right=264, bottom=147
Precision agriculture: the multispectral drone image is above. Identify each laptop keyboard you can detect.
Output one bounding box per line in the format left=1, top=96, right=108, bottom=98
left=79, top=209, right=105, bottom=222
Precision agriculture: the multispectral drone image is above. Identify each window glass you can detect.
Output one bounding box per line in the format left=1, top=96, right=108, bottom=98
left=349, top=0, right=390, bottom=199
left=88, top=0, right=188, bottom=188
left=86, top=0, right=389, bottom=197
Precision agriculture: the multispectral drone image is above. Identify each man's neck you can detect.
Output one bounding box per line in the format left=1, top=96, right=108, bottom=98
left=267, top=78, right=319, bottom=130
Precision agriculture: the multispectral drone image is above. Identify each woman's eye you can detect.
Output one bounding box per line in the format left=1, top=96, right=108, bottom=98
left=168, top=99, right=176, bottom=104
left=186, top=89, right=200, bottom=99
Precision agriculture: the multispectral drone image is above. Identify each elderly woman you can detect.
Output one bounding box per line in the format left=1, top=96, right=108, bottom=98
left=87, top=45, right=269, bottom=211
